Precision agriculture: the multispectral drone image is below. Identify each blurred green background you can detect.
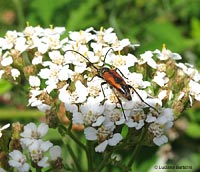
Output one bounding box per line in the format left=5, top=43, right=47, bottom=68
left=1, top=0, right=200, bottom=62
left=0, top=0, right=200, bottom=171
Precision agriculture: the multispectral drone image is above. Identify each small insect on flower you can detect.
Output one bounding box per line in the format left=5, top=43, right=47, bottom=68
left=65, top=48, right=159, bottom=119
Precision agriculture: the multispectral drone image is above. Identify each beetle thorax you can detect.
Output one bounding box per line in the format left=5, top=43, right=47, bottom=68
left=100, top=67, right=110, bottom=74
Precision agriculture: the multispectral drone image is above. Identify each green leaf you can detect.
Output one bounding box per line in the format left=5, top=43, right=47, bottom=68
left=43, top=128, right=62, bottom=140
left=185, top=122, right=200, bottom=138
left=139, top=21, right=191, bottom=53
left=176, top=152, right=200, bottom=172
left=28, top=0, right=67, bottom=26
left=187, top=108, right=200, bottom=122
left=191, top=18, right=200, bottom=38
left=132, top=147, right=158, bottom=172
left=66, top=0, right=103, bottom=30
left=0, top=79, right=12, bottom=95
left=121, top=125, right=129, bottom=139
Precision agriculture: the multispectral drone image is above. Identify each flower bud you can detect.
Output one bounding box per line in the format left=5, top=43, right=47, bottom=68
left=23, top=65, right=37, bottom=78
left=46, top=108, right=59, bottom=128
left=9, top=122, right=23, bottom=151
left=165, top=58, right=176, bottom=78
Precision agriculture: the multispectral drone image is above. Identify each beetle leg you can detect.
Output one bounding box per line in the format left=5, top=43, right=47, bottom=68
left=100, top=82, right=107, bottom=98
left=115, top=68, right=128, bottom=80
left=100, top=82, right=127, bottom=120
left=128, top=85, right=159, bottom=113
left=112, top=89, right=127, bottom=120
left=87, top=74, right=102, bottom=82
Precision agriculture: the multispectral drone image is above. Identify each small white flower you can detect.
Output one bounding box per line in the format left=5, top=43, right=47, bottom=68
left=11, top=68, right=20, bottom=80
left=189, top=80, right=200, bottom=101
left=9, top=150, right=30, bottom=172
left=29, top=76, right=41, bottom=87
left=154, top=46, right=182, bottom=60
left=176, top=63, right=200, bottom=82
left=0, top=168, right=6, bottom=172
left=84, top=125, right=122, bottom=152
left=103, top=31, right=117, bottom=44
left=50, top=145, right=62, bottom=161
left=178, top=92, right=185, bottom=100
left=20, top=123, right=49, bottom=147
left=113, top=38, right=131, bottom=51
left=126, top=110, right=145, bottom=130
left=28, top=88, right=45, bottom=107
left=127, top=72, right=150, bottom=89
left=33, top=37, right=49, bottom=54
left=158, top=90, right=167, bottom=100
left=156, top=108, right=174, bottom=125
left=153, top=71, right=169, bottom=87
left=38, top=64, right=55, bottom=79
left=95, top=140, right=108, bottom=152
left=0, top=123, right=10, bottom=138
left=58, top=65, right=73, bottom=81
left=104, top=108, right=125, bottom=125
left=94, top=27, right=117, bottom=44
left=95, top=133, right=122, bottom=152
left=131, top=89, right=152, bottom=109
left=32, top=56, right=43, bottom=65
left=84, top=127, right=98, bottom=140
left=49, top=50, right=64, bottom=65
left=1, top=56, right=13, bottom=66
left=58, top=85, right=71, bottom=103
left=87, top=76, right=104, bottom=98
left=139, top=51, right=157, bottom=69
left=37, top=103, right=51, bottom=112
left=38, top=61, right=73, bottom=93
left=69, top=27, right=94, bottom=43
left=45, top=27, right=66, bottom=35
left=74, top=80, right=88, bottom=103
left=80, top=97, right=104, bottom=126
left=108, top=133, right=123, bottom=146
left=0, top=70, right=5, bottom=78
left=146, top=114, right=157, bottom=123
left=42, top=34, right=62, bottom=50
left=153, top=135, right=168, bottom=146
left=28, top=140, right=53, bottom=167
left=15, top=37, right=29, bottom=53
left=38, top=63, right=60, bottom=92
left=129, top=43, right=140, bottom=50
left=0, top=30, right=18, bottom=50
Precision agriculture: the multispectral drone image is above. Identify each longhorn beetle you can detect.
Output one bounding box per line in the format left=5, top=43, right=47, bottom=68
left=65, top=48, right=159, bottom=119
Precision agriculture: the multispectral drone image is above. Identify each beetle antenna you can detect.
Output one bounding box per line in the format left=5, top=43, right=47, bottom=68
left=103, top=48, right=115, bottom=64
left=129, top=85, right=160, bottom=114
left=65, top=50, right=98, bottom=70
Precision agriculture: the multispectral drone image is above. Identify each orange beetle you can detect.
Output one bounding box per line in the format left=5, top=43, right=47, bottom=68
left=65, top=48, right=158, bottom=119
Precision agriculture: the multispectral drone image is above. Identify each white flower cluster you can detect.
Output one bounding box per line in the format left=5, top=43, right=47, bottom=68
left=8, top=123, right=62, bottom=171
left=0, top=27, right=66, bottom=81
left=1, top=26, right=200, bottom=152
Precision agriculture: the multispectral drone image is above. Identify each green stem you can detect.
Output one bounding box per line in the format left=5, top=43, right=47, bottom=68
left=44, top=168, right=54, bottom=172
left=59, top=124, right=87, bottom=151
left=67, top=144, right=83, bottom=172
left=12, top=0, right=25, bottom=30
left=127, top=127, right=147, bottom=169
left=68, top=131, right=87, bottom=151
left=86, top=141, right=94, bottom=172
left=36, top=168, right=42, bottom=172
left=95, top=152, right=111, bottom=172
